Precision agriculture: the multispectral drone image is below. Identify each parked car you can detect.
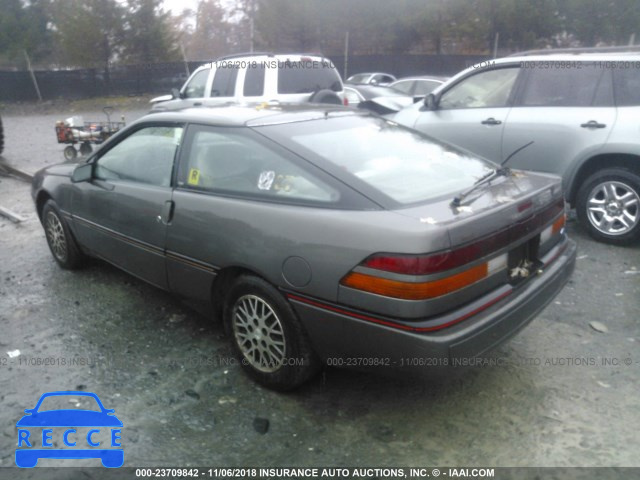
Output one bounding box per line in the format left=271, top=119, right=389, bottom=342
left=32, top=104, right=576, bottom=390
left=394, top=48, right=640, bottom=245
left=346, top=72, right=396, bottom=86
left=151, top=53, right=345, bottom=111
left=344, top=85, right=413, bottom=115
left=390, top=75, right=448, bottom=100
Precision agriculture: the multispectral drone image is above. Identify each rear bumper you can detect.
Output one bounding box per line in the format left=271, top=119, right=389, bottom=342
left=290, top=238, right=576, bottom=371
left=15, top=449, right=123, bottom=468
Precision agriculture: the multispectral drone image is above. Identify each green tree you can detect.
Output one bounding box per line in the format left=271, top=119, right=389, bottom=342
left=562, top=0, right=640, bottom=46
left=187, top=0, right=232, bottom=60
left=51, top=0, right=124, bottom=74
left=0, top=0, right=52, bottom=65
left=123, top=0, right=180, bottom=63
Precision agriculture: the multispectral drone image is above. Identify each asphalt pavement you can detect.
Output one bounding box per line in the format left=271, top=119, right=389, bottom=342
left=0, top=102, right=638, bottom=477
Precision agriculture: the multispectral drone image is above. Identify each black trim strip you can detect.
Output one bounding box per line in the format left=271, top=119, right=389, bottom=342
left=73, top=215, right=219, bottom=275
left=73, top=216, right=164, bottom=257
left=285, top=288, right=513, bottom=333
left=166, top=250, right=219, bottom=274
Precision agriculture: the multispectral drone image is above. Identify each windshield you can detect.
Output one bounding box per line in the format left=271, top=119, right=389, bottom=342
left=37, top=395, right=102, bottom=412
left=260, top=115, right=494, bottom=204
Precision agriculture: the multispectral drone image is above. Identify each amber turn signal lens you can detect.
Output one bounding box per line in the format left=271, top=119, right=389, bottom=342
left=341, top=263, right=489, bottom=300
left=552, top=214, right=566, bottom=234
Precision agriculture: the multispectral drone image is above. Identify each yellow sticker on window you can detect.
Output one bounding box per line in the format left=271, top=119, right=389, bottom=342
left=188, top=168, right=200, bottom=186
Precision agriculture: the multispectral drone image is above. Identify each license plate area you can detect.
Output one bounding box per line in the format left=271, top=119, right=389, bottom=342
left=508, top=234, right=542, bottom=286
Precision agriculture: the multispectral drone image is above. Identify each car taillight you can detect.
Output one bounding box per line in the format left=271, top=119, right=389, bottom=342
left=341, top=254, right=507, bottom=300
left=340, top=199, right=566, bottom=301
left=540, top=213, right=566, bottom=244
left=343, top=97, right=349, bottom=106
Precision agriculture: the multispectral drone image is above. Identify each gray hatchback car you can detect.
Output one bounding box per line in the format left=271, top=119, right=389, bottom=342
left=32, top=105, right=576, bottom=390
left=395, top=49, right=640, bottom=245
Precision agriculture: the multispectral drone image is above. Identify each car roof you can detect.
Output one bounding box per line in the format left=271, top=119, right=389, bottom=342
left=217, top=52, right=332, bottom=61
left=495, top=52, right=640, bottom=63
left=189, top=53, right=336, bottom=73
left=429, top=51, right=640, bottom=94
left=140, top=104, right=367, bottom=128
left=510, top=45, right=640, bottom=57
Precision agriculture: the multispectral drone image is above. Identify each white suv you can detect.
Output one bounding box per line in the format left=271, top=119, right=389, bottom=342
left=395, top=47, right=640, bottom=245
left=151, top=53, right=345, bottom=111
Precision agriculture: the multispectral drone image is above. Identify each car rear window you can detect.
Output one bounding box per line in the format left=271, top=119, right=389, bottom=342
left=264, top=116, right=493, bottom=204
left=277, top=61, right=342, bottom=93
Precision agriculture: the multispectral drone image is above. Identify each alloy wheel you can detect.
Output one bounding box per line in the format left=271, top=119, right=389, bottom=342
left=586, top=180, right=639, bottom=236
left=232, top=294, right=286, bottom=373
left=45, top=211, right=68, bottom=262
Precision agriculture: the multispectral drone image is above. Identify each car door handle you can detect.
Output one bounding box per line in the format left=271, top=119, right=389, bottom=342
left=481, top=117, right=502, bottom=125
left=157, top=200, right=175, bottom=225
left=580, top=120, right=606, bottom=129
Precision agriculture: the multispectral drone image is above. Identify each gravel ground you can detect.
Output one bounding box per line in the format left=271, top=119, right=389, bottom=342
left=0, top=102, right=638, bottom=479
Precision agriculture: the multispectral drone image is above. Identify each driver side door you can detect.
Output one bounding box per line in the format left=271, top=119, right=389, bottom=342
left=71, top=124, right=184, bottom=289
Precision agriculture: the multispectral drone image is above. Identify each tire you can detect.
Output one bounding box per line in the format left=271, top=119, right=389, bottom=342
left=576, top=167, right=640, bottom=245
left=309, top=89, right=343, bottom=105
left=64, top=145, right=77, bottom=161
left=0, top=116, right=4, bottom=155
left=224, top=275, right=321, bottom=390
left=80, top=142, right=93, bottom=156
left=42, top=200, right=86, bottom=269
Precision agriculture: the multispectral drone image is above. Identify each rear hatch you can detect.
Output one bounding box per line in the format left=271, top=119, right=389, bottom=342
left=338, top=170, right=568, bottom=320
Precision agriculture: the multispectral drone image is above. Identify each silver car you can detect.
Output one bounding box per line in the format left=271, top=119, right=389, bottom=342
left=346, top=72, right=397, bottom=86
left=32, top=105, right=576, bottom=390
left=395, top=49, right=640, bottom=245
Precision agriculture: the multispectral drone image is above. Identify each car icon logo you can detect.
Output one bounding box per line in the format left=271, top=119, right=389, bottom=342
left=16, top=391, right=123, bottom=468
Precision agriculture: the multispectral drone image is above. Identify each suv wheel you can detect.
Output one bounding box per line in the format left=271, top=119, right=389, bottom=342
left=224, top=275, right=321, bottom=390
left=576, top=168, right=640, bottom=245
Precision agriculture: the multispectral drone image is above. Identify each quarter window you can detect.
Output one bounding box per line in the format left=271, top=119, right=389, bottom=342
left=183, top=68, right=209, bottom=99
left=439, top=67, right=519, bottom=109
left=278, top=62, right=342, bottom=93
left=94, top=126, right=183, bottom=187
left=179, top=127, right=339, bottom=203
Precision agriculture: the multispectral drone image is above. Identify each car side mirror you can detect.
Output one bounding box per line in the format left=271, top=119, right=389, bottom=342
left=71, top=163, right=93, bottom=183
left=172, top=88, right=183, bottom=100
left=424, top=93, right=438, bottom=110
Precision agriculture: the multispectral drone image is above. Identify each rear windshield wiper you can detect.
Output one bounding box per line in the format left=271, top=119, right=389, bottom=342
left=450, top=141, right=534, bottom=207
